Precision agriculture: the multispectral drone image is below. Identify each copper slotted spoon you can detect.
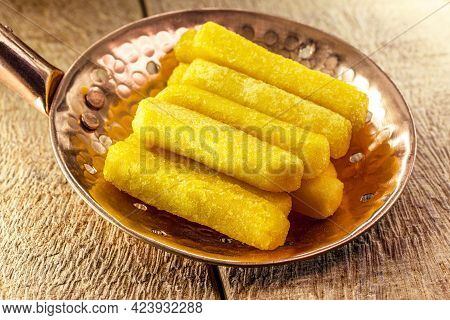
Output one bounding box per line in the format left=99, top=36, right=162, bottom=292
left=0, top=9, right=416, bottom=266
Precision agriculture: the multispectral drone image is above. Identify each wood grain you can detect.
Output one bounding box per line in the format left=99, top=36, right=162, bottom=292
left=145, top=0, right=450, bottom=299
left=0, top=0, right=217, bottom=300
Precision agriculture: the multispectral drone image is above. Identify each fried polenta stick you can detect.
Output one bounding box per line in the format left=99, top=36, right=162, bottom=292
left=167, top=63, right=189, bottom=85
left=132, top=98, right=304, bottom=192
left=198, top=159, right=292, bottom=216
left=175, top=23, right=368, bottom=130
left=174, top=29, right=197, bottom=63
left=176, top=59, right=351, bottom=158
left=103, top=136, right=290, bottom=250
left=157, top=84, right=329, bottom=179
left=291, top=163, right=344, bottom=219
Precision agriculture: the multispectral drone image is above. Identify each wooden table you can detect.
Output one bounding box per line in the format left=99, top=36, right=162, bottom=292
left=0, top=0, right=448, bottom=299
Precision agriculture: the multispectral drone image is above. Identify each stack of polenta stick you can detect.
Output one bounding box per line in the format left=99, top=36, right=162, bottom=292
left=103, top=22, right=368, bottom=250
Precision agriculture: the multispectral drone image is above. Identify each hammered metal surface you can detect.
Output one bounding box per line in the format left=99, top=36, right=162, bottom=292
left=49, top=10, right=415, bottom=265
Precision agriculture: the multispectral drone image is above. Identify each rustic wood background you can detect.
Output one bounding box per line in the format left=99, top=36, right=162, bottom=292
left=0, top=0, right=448, bottom=299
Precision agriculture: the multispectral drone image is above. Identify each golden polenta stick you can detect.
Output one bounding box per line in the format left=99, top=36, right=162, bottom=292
left=265, top=192, right=291, bottom=217
left=103, top=136, right=290, bottom=250
left=174, top=29, right=197, bottom=63
left=132, top=131, right=292, bottom=215
left=257, top=189, right=291, bottom=217
left=291, top=163, right=343, bottom=219
left=129, top=134, right=292, bottom=215
left=207, top=163, right=292, bottom=216
left=157, top=84, right=329, bottom=179
left=175, top=23, right=368, bottom=130
left=159, top=143, right=292, bottom=215
left=132, top=98, right=304, bottom=192
left=177, top=59, right=351, bottom=158
left=114, top=135, right=291, bottom=215
left=167, top=63, right=189, bottom=85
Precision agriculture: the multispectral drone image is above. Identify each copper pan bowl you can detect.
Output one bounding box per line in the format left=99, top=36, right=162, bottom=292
left=0, top=9, right=416, bottom=266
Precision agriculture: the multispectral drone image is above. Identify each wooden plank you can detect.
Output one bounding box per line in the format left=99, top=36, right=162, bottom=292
left=144, top=0, right=450, bottom=299
left=0, top=0, right=216, bottom=299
